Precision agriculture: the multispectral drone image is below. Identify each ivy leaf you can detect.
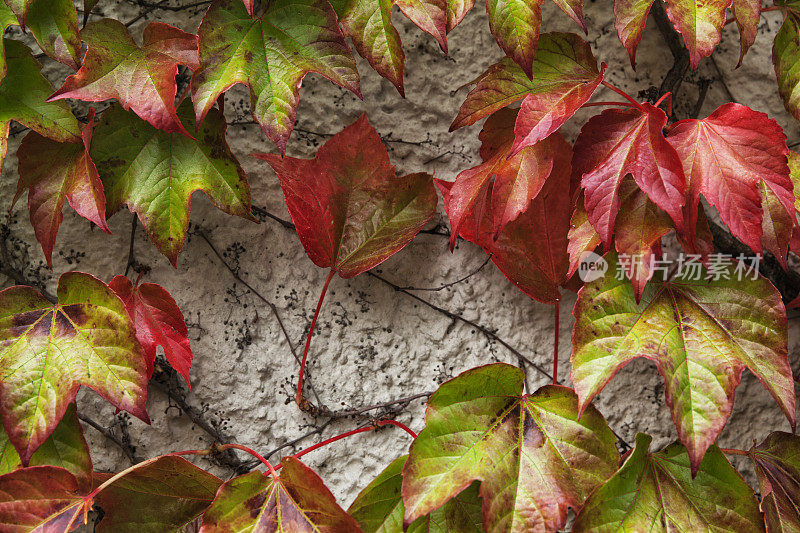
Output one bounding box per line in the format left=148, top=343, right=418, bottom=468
left=663, top=0, right=730, bottom=70
left=572, top=252, right=796, bottom=473
left=191, top=0, right=360, bottom=154
left=447, top=0, right=474, bottom=31
left=0, top=4, right=16, bottom=81
left=451, top=33, right=602, bottom=132
left=750, top=431, right=800, bottom=532
left=255, top=113, right=437, bottom=279
left=487, top=0, right=544, bottom=78
left=90, top=100, right=256, bottom=265
left=667, top=103, right=793, bottom=268
left=0, top=38, right=82, bottom=173
left=0, top=466, right=92, bottom=531
left=402, top=363, right=620, bottom=532
left=50, top=19, right=200, bottom=136
left=349, top=455, right=482, bottom=533
left=552, top=0, right=586, bottom=32
left=332, top=0, right=447, bottom=96
left=774, top=10, right=800, bottom=126
left=572, top=103, right=685, bottom=246
left=438, top=112, right=573, bottom=304
left=613, top=0, right=655, bottom=67
left=83, top=0, right=99, bottom=26
left=0, top=272, right=149, bottom=463
left=13, top=108, right=109, bottom=268
left=566, top=193, right=601, bottom=278
left=732, top=0, right=760, bottom=66
left=109, top=275, right=193, bottom=387
left=94, top=456, right=222, bottom=533
left=2, top=0, right=31, bottom=24
left=0, top=403, right=92, bottom=492
left=200, top=456, right=361, bottom=532
left=242, top=0, right=254, bottom=13
left=441, top=107, right=567, bottom=249
left=573, top=434, right=764, bottom=532
left=25, top=0, right=82, bottom=69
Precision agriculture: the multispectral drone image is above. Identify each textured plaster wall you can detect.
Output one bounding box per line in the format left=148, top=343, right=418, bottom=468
left=1, top=0, right=799, bottom=515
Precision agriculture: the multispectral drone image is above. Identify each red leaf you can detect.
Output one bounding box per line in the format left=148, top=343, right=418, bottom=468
left=254, top=114, right=437, bottom=278
left=0, top=466, right=91, bottom=530
left=109, top=276, right=193, bottom=387
left=13, top=108, right=109, bottom=267
left=664, top=0, right=730, bottom=71
left=667, top=103, right=793, bottom=267
left=732, top=0, right=760, bottom=66
left=49, top=19, right=199, bottom=136
left=396, top=0, right=448, bottom=53
left=439, top=123, right=573, bottom=303
left=442, top=107, right=568, bottom=251
left=242, top=0, right=254, bottom=13
left=572, top=103, right=686, bottom=246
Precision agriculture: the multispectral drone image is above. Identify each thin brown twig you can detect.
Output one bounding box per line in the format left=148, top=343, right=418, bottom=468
left=78, top=414, right=143, bottom=465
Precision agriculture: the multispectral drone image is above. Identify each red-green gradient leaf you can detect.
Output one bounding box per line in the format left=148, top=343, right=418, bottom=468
left=0, top=272, right=149, bottom=463
left=664, top=0, right=730, bottom=70
left=13, top=109, right=109, bottom=268
left=613, top=0, right=655, bottom=67
left=255, top=113, right=437, bottom=279
left=750, top=432, right=800, bottom=532
left=0, top=38, right=81, bottom=158
left=95, top=456, right=222, bottom=533
left=50, top=19, right=199, bottom=136
left=486, top=0, right=544, bottom=78
left=573, top=104, right=685, bottom=245
left=25, top=0, right=82, bottom=69
left=451, top=33, right=601, bottom=131
left=566, top=193, right=601, bottom=278
left=330, top=0, right=405, bottom=95
left=732, top=0, right=760, bottom=66
left=0, top=466, right=91, bottom=531
left=200, top=456, right=361, bottom=532
left=109, top=275, right=193, bottom=386
left=90, top=101, right=255, bottom=265
left=775, top=10, right=800, bottom=126
left=573, top=434, right=764, bottom=532
left=402, top=363, right=619, bottom=533
left=397, top=0, right=448, bottom=52
left=667, top=103, right=793, bottom=267
left=613, top=177, right=672, bottom=301
left=446, top=0, right=474, bottom=31
left=242, top=0, right=254, bottom=13
left=438, top=117, right=573, bottom=304
left=191, top=0, right=360, bottom=153
left=349, top=455, right=482, bottom=533
left=0, top=403, right=92, bottom=492
left=572, top=252, right=796, bottom=473
left=552, top=0, right=586, bottom=32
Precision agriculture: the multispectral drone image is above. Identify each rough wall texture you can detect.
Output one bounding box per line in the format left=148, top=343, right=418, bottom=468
left=1, top=0, right=799, bottom=514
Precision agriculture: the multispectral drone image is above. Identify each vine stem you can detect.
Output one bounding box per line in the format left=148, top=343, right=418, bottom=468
left=601, top=81, right=643, bottom=110
left=217, top=443, right=278, bottom=478
left=553, top=302, right=559, bottom=385
left=296, top=270, right=336, bottom=408
left=720, top=448, right=749, bottom=457
left=580, top=101, right=639, bottom=109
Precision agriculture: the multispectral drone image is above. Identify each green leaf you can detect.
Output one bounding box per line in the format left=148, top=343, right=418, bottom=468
left=451, top=33, right=602, bottom=132
left=401, top=363, right=619, bottom=533
left=349, top=455, right=482, bottom=533
left=25, top=0, right=82, bottom=69
left=0, top=4, right=16, bottom=81
left=0, top=38, right=81, bottom=173
left=486, top=0, right=544, bottom=78
left=94, top=456, right=222, bottom=533
left=90, top=100, right=256, bottom=265
left=774, top=10, right=800, bottom=123
left=2, top=0, right=31, bottom=24
left=0, top=403, right=92, bottom=492
left=0, top=271, right=149, bottom=463
left=572, top=252, right=796, bottom=473
left=200, top=456, right=361, bottom=532
left=573, top=434, right=764, bottom=532
left=749, top=431, right=800, bottom=532
left=191, top=0, right=360, bottom=153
